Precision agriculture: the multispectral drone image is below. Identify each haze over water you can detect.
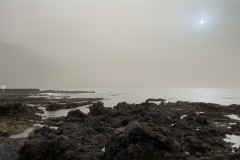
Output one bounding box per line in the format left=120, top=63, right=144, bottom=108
left=51, top=88, right=240, bottom=107
left=1, top=0, right=240, bottom=89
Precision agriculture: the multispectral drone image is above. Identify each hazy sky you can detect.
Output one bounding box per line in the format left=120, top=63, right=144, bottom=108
left=0, top=0, right=240, bottom=89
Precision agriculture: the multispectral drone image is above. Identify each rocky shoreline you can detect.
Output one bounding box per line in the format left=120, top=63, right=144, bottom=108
left=40, top=90, right=95, bottom=94
left=1, top=95, right=240, bottom=159
left=0, top=94, right=103, bottom=137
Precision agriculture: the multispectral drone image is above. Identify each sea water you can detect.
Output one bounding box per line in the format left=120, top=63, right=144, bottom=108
left=66, top=88, right=240, bottom=107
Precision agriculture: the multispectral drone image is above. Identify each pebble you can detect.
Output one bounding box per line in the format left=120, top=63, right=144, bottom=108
left=0, top=137, right=25, bottom=160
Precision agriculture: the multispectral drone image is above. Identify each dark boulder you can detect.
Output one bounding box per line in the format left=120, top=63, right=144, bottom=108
left=89, top=102, right=111, bottom=116
left=184, top=136, right=211, bottom=155
left=104, top=121, right=183, bottom=160
left=67, top=109, right=87, bottom=119
left=19, top=122, right=110, bottom=160
left=19, top=126, right=69, bottom=160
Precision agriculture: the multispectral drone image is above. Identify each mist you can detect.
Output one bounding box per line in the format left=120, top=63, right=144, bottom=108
left=1, top=0, right=240, bottom=89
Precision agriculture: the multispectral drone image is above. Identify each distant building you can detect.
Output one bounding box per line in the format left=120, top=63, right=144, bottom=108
left=0, top=85, right=6, bottom=92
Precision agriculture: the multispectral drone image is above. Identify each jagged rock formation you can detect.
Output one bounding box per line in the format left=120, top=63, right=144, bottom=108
left=19, top=101, right=240, bottom=160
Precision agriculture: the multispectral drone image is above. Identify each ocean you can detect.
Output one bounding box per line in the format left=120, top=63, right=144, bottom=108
left=57, top=88, right=240, bottom=107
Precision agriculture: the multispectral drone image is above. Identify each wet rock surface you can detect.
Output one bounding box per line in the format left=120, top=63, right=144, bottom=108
left=17, top=101, right=240, bottom=160
left=46, top=101, right=93, bottom=111
left=0, top=94, right=103, bottom=137
left=0, top=103, right=27, bottom=116
left=0, top=103, right=42, bottom=137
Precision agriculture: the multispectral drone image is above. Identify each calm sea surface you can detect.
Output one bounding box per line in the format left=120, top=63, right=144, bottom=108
left=65, top=88, right=240, bottom=107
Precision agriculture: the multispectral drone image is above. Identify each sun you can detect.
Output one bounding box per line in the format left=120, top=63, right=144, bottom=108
left=201, top=20, right=205, bottom=24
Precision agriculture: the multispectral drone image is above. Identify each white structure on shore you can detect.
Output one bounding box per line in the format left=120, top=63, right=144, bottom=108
left=0, top=85, right=7, bottom=91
